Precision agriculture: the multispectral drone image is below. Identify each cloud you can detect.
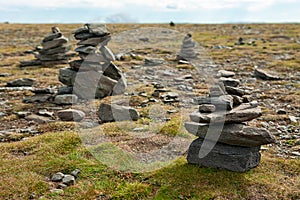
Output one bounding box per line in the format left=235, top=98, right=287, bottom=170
left=166, top=4, right=178, bottom=10
left=105, top=13, right=139, bottom=23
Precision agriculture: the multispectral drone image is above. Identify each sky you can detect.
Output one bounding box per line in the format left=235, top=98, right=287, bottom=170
left=0, top=0, right=299, bottom=23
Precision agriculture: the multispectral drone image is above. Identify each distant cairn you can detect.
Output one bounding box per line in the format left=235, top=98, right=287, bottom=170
left=176, top=33, right=197, bottom=61
left=20, top=27, right=75, bottom=67
left=169, top=21, right=175, bottom=27
left=58, top=24, right=127, bottom=99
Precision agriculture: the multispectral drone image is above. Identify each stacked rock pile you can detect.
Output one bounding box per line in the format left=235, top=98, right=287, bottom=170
left=176, top=33, right=197, bottom=61
left=184, top=70, right=276, bottom=172
left=58, top=24, right=126, bottom=99
left=20, top=27, right=75, bottom=67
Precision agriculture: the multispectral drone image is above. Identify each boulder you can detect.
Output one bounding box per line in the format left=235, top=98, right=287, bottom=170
left=185, top=122, right=276, bottom=147
left=187, top=138, right=261, bottom=172
left=98, top=103, right=139, bottom=123
left=57, top=109, right=85, bottom=122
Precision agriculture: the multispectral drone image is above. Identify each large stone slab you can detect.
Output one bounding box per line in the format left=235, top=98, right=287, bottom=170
left=98, top=103, right=139, bottom=123
left=190, top=103, right=262, bottom=123
left=78, top=35, right=111, bottom=46
left=6, top=78, right=35, bottom=87
left=187, top=138, right=261, bottom=172
left=185, top=122, right=275, bottom=147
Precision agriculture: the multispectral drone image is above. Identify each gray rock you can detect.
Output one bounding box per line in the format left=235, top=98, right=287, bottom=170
left=38, top=110, right=54, bottom=118
left=194, top=95, right=233, bottom=111
left=62, top=175, right=75, bottom=186
left=100, top=46, right=115, bottom=62
left=42, top=32, right=62, bottom=43
left=219, top=77, right=240, bottom=87
left=54, top=94, right=78, bottom=105
left=6, top=78, right=35, bottom=87
left=79, top=52, right=105, bottom=63
left=50, top=189, right=64, bottom=194
left=190, top=103, right=262, bottom=123
left=199, top=104, right=216, bottom=113
left=42, top=37, right=68, bottom=50
left=72, top=71, right=125, bottom=99
left=75, top=46, right=96, bottom=54
left=71, top=169, right=81, bottom=179
left=254, top=68, right=281, bottom=80
left=85, top=23, right=109, bottom=36
left=277, top=109, right=287, bottom=115
left=15, top=111, right=31, bottom=118
left=232, top=95, right=243, bottom=107
left=58, top=68, right=77, bottom=86
left=25, top=114, right=51, bottom=124
left=23, top=94, right=53, bottom=103
left=57, top=183, right=68, bottom=189
left=0, top=73, right=11, bottom=77
left=217, top=70, right=235, bottom=78
left=225, top=86, right=248, bottom=97
left=187, top=138, right=261, bottom=172
left=57, top=86, right=73, bottom=95
left=35, top=52, right=75, bottom=61
left=98, top=103, right=139, bottom=123
left=57, top=109, right=85, bottom=122
left=144, top=58, right=164, bottom=66
left=185, top=122, right=276, bottom=147
left=32, top=87, right=56, bottom=94
left=103, top=62, right=123, bottom=81
left=69, top=60, right=102, bottom=72
left=78, top=35, right=110, bottom=46
left=51, top=172, right=65, bottom=182
left=209, top=84, right=226, bottom=97
left=38, top=45, right=71, bottom=55
left=20, top=59, right=42, bottom=67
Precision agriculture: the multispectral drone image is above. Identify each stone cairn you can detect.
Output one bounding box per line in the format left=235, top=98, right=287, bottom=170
left=58, top=24, right=126, bottom=99
left=184, top=70, right=276, bottom=172
left=20, top=27, right=75, bottom=67
left=176, top=33, right=197, bottom=61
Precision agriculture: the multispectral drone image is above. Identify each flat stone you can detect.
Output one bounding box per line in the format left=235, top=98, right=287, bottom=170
left=0, top=73, right=11, bottom=77
left=144, top=58, right=164, bottom=66
left=38, top=110, right=54, bottom=118
left=98, top=103, right=139, bottom=123
left=15, top=111, right=31, bottom=118
left=38, top=45, right=71, bottom=55
left=23, top=94, right=53, bottom=103
left=219, top=77, right=240, bottom=87
left=75, top=45, right=97, bottom=54
left=103, top=62, right=123, bottom=81
left=25, top=114, right=51, bottom=124
left=32, top=87, right=56, bottom=94
left=57, top=109, right=85, bottom=122
left=225, top=86, right=248, bottom=97
left=69, top=60, right=102, bottom=71
left=187, top=138, right=261, bottom=172
left=194, top=95, right=233, bottom=111
left=254, top=68, right=281, bottom=80
left=100, top=46, right=115, bottom=62
left=85, top=23, right=110, bottom=36
left=217, top=70, right=236, bottom=78
left=6, top=78, right=35, bottom=87
left=42, top=32, right=62, bottom=43
left=232, top=95, right=243, bottom=107
left=42, top=37, right=68, bottom=50
left=57, top=183, right=68, bottom=189
left=190, top=103, right=262, bottom=123
left=62, top=175, right=75, bottom=186
left=199, top=104, right=216, bottom=113
left=51, top=172, right=65, bottom=182
left=185, top=122, right=276, bottom=147
left=36, top=51, right=75, bottom=61
left=78, top=35, right=111, bottom=46
left=54, top=94, right=78, bottom=105
left=209, top=84, right=226, bottom=97
left=50, top=189, right=64, bottom=194
left=57, top=86, right=73, bottom=95
left=20, top=59, right=42, bottom=67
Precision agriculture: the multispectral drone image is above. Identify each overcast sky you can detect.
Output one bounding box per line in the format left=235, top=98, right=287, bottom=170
left=0, top=0, right=299, bottom=23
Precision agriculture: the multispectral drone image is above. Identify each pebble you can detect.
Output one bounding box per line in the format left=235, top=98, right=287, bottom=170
left=70, top=169, right=81, bottom=179
left=50, top=189, right=64, bottom=194
left=62, top=175, right=75, bottom=186
left=277, top=109, right=287, bottom=115
left=51, top=172, right=65, bottom=182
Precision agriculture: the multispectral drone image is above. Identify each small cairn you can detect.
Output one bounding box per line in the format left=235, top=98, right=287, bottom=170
left=20, top=27, right=75, bottom=67
left=58, top=24, right=126, bottom=99
left=176, top=33, right=197, bottom=61
left=185, top=70, right=276, bottom=172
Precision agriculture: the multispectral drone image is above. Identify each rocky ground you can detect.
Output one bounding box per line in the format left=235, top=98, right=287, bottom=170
left=0, top=23, right=299, bottom=200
